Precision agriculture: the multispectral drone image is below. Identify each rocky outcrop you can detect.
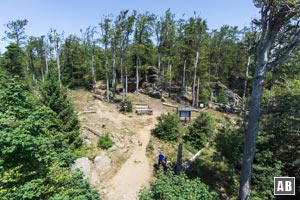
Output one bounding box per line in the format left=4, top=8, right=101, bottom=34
left=71, top=157, right=91, bottom=179
left=94, top=155, right=111, bottom=169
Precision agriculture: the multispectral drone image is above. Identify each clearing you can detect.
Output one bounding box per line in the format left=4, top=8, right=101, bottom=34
left=70, top=89, right=172, bottom=200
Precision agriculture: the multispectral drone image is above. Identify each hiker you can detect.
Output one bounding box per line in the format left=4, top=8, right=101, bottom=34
left=184, top=117, right=188, bottom=125
left=157, top=152, right=165, bottom=165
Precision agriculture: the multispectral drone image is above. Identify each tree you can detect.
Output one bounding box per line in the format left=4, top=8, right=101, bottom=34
left=188, top=15, right=207, bottom=107
left=1, top=44, right=25, bottom=77
left=239, top=1, right=300, bottom=199
left=184, top=112, right=215, bottom=150
left=160, top=9, right=176, bottom=98
left=80, top=26, right=98, bottom=86
left=139, top=170, right=218, bottom=200
left=218, top=87, right=228, bottom=104
left=26, top=36, right=38, bottom=81
left=133, top=12, right=155, bottom=92
left=48, top=29, right=64, bottom=85
left=39, top=75, right=82, bottom=148
left=100, top=16, right=112, bottom=101
left=115, top=10, right=136, bottom=99
left=152, top=113, right=182, bottom=141
left=4, top=19, right=28, bottom=46
left=0, top=80, right=100, bottom=200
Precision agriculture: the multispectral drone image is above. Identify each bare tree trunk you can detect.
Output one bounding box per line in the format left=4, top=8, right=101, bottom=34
left=125, top=65, right=128, bottom=96
left=239, top=62, right=266, bottom=200
left=158, top=51, right=161, bottom=81
left=104, top=46, right=110, bottom=101
left=121, top=55, right=125, bottom=100
left=162, top=64, right=165, bottom=90
left=28, top=52, right=35, bottom=81
left=112, top=48, right=117, bottom=99
left=168, top=60, right=172, bottom=98
left=136, top=55, right=140, bottom=93
left=91, top=55, right=96, bottom=85
left=41, top=65, right=44, bottom=82
left=242, top=56, right=250, bottom=101
left=183, top=59, right=187, bottom=93
left=242, top=55, right=251, bottom=130
left=195, top=77, right=200, bottom=108
left=45, top=52, right=49, bottom=75
left=57, top=53, right=61, bottom=86
left=175, top=143, right=183, bottom=175
left=192, top=50, right=199, bottom=107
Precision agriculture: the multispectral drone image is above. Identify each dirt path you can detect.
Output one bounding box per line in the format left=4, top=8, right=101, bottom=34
left=105, top=122, right=155, bottom=200
left=71, top=90, right=169, bottom=200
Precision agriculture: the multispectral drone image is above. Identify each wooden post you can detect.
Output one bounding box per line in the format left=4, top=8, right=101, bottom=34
left=175, top=143, right=183, bottom=175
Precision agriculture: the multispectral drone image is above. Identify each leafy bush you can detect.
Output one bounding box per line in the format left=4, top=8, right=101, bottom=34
left=119, top=98, right=133, bottom=112
left=215, top=126, right=244, bottom=168
left=199, top=87, right=211, bottom=104
left=40, top=75, right=82, bottom=148
left=152, top=113, right=182, bottom=141
left=0, top=81, right=101, bottom=200
left=98, top=132, right=114, bottom=149
left=184, top=112, right=215, bottom=149
left=218, top=87, right=228, bottom=104
left=139, top=170, right=218, bottom=200
left=187, top=149, right=239, bottom=198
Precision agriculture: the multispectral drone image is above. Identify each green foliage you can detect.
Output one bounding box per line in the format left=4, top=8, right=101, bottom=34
left=258, top=80, right=300, bottom=198
left=98, top=132, right=114, bottom=149
left=186, top=149, right=239, bottom=197
left=152, top=113, right=182, bottom=141
left=139, top=170, right=218, bottom=200
left=217, top=87, right=228, bottom=104
left=215, top=126, right=244, bottom=168
left=0, top=81, right=101, bottom=200
left=184, top=112, right=215, bottom=150
left=0, top=81, right=36, bottom=121
left=4, top=19, right=28, bottom=46
left=119, top=98, right=133, bottom=112
left=1, top=44, right=25, bottom=77
left=39, top=75, right=82, bottom=148
left=199, top=87, right=211, bottom=104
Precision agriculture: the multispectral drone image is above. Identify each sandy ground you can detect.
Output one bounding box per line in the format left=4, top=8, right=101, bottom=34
left=70, top=89, right=170, bottom=200
left=105, top=123, right=155, bottom=200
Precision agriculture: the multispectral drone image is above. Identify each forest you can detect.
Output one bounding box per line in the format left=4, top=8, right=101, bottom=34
left=0, top=0, right=300, bottom=200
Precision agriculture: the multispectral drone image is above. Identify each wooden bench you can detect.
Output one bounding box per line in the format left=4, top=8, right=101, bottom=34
left=135, top=108, right=153, bottom=115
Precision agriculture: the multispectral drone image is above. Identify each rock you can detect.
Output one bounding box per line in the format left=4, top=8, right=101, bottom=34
left=84, top=139, right=92, bottom=145
left=90, top=171, right=100, bottom=185
left=71, top=157, right=91, bottom=179
left=115, top=142, right=125, bottom=148
left=134, top=160, right=142, bottom=163
left=94, top=155, right=111, bottom=169
left=107, top=145, right=118, bottom=152
left=138, top=140, right=143, bottom=146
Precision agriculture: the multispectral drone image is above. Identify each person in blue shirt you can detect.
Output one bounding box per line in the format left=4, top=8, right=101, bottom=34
left=157, top=152, right=165, bottom=165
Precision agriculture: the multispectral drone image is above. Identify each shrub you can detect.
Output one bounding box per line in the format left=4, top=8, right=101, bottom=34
left=199, top=87, right=211, bottom=104
left=186, top=149, right=239, bottom=198
left=152, top=113, right=182, bottom=141
left=119, top=98, right=133, bottom=112
left=218, top=87, right=228, bottom=104
left=98, top=132, right=114, bottom=149
left=184, top=112, right=215, bottom=150
left=139, top=170, right=218, bottom=200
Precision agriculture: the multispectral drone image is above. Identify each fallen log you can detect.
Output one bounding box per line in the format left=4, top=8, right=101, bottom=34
left=162, top=102, right=178, bottom=108
left=83, top=126, right=102, bottom=137
left=93, top=94, right=103, bottom=101
left=77, top=110, right=96, bottom=115
left=182, top=142, right=209, bottom=171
